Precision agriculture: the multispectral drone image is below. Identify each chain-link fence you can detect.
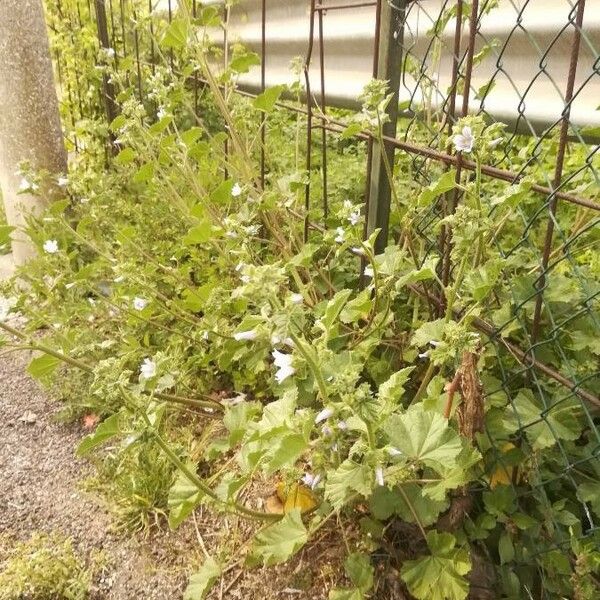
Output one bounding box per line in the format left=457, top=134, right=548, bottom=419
left=46, top=0, right=600, bottom=594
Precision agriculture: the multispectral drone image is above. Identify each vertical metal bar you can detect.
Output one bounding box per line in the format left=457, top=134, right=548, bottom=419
left=108, top=0, right=117, bottom=54
left=362, top=0, right=383, bottom=241
left=438, top=0, right=463, bottom=293
left=133, top=6, right=143, bottom=102
left=365, top=0, right=407, bottom=255
left=120, top=0, right=127, bottom=56
left=318, top=7, right=328, bottom=219
left=94, top=0, right=119, bottom=129
left=168, top=0, right=174, bottom=69
left=223, top=3, right=230, bottom=180
left=303, top=0, right=317, bottom=242
left=531, top=0, right=586, bottom=344
left=193, top=0, right=199, bottom=116
left=442, top=0, right=478, bottom=286
left=260, top=0, right=267, bottom=189
left=148, top=0, right=156, bottom=76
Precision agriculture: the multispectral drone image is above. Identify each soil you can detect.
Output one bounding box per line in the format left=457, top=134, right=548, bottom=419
left=0, top=349, right=345, bottom=599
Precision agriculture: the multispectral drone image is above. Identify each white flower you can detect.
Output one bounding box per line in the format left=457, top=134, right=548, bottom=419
left=271, top=334, right=294, bottom=348
left=488, top=137, right=503, bottom=149
left=388, top=447, right=403, bottom=457
left=337, top=420, right=348, bottom=431
left=80, top=197, right=90, bottom=204
left=0, top=296, right=16, bottom=322
left=429, top=340, right=442, bottom=347
left=114, top=275, right=125, bottom=283
left=240, top=274, right=251, bottom=284
left=140, top=358, right=156, bottom=379
left=453, top=125, right=475, bottom=153
left=348, top=209, right=361, bottom=226
left=290, top=293, right=304, bottom=305
left=133, top=297, right=148, bottom=311
left=231, top=183, right=242, bottom=197
left=105, top=47, right=116, bottom=58
left=418, top=351, right=429, bottom=359
left=363, top=265, right=374, bottom=278
left=302, top=473, right=321, bottom=490
left=235, top=262, right=245, bottom=272
left=234, top=329, right=258, bottom=341
left=315, top=407, right=334, bottom=424
left=226, top=392, right=247, bottom=406
left=272, top=349, right=295, bottom=383
left=19, top=178, right=38, bottom=193
left=351, top=246, right=366, bottom=256
left=157, top=107, right=167, bottom=119
left=322, top=425, right=333, bottom=436
left=375, top=466, right=385, bottom=487
left=334, top=227, right=345, bottom=244
left=43, top=240, right=59, bottom=254
left=57, top=176, right=69, bottom=187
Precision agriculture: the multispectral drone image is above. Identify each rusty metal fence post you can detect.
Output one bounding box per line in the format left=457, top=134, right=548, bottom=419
left=94, top=0, right=118, bottom=147
left=366, top=0, right=407, bottom=255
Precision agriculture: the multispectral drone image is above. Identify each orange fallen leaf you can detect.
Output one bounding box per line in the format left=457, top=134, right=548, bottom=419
left=82, top=413, right=100, bottom=430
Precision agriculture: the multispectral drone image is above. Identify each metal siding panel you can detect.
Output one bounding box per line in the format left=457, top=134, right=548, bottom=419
left=175, top=0, right=600, bottom=132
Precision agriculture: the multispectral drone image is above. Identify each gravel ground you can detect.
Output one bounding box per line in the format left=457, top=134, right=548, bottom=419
left=0, top=348, right=345, bottom=599
left=0, top=350, right=193, bottom=599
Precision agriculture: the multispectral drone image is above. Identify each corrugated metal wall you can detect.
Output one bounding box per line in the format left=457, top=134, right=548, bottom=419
left=198, top=0, right=600, bottom=136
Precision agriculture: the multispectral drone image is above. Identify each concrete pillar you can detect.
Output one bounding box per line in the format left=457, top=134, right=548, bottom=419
left=0, top=0, right=67, bottom=265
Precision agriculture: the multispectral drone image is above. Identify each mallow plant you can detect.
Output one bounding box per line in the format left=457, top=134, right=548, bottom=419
left=1, top=5, right=599, bottom=599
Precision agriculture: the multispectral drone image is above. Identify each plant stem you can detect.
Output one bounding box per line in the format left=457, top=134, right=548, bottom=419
left=134, top=393, right=277, bottom=522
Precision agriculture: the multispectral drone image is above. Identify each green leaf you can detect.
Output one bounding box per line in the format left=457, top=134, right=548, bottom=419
left=253, top=85, right=286, bottom=113
left=168, top=464, right=204, bottom=529
left=483, top=484, right=516, bottom=516
left=475, top=80, right=495, bottom=100
left=401, top=531, right=471, bottom=600
left=329, top=589, right=363, bottom=600
left=250, top=509, right=308, bottom=566
left=503, top=390, right=582, bottom=450
left=109, top=114, right=127, bottom=133
left=345, top=553, right=374, bottom=593
left=229, top=51, right=261, bottom=74
left=340, top=289, right=372, bottom=324
left=418, top=170, right=457, bottom=206
left=411, top=319, right=445, bottom=348
left=341, top=122, right=363, bottom=140
left=384, top=406, right=463, bottom=472
left=0, top=225, right=15, bottom=246
left=265, top=433, right=307, bottom=475
left=133, top=162, right=154, bottom=184
left=321, top=289, right=353, bottom=331
left=210, top=179, right=235, bottom=204
left=325, top=460, right=371, bottom=510
left=578, top=482, right=600, bottom=518
left=76, top=412, right=121, bottom=457
left=27, top=354, right=60, bottom=379
left=378, top=367, right=414, bottom=408
left=183, top=557, right=221, bottom=600
left=115, top=147, right=136, bottom=166
left=197, top=7, right=221, bottom=27
left=224, top=402, right=260, bottom=446
left=184, top=220, right=214, bottom=245
left=161, top=18, right=189, bottom=50
left=395, top=257, right=439, bottom=289
left=498, top=532, right=514, bottom=564
left=369, top=484, right=447, bottom=525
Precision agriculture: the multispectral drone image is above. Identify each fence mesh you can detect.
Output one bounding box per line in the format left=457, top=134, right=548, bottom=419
left=45, top=0, right=600, bottom=593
